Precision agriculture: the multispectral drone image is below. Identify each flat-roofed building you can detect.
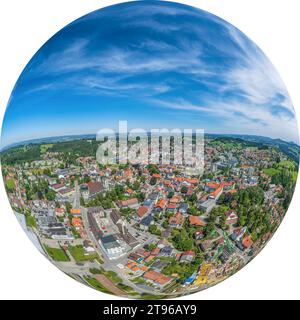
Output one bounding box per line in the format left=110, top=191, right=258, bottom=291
left=100, top=234, right=126, bottom=260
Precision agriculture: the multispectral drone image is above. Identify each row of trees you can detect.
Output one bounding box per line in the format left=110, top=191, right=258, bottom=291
left=218, top=186, right=272, bottom=241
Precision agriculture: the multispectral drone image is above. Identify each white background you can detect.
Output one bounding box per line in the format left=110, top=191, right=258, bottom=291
left=0, top=0, right=299, bottom=300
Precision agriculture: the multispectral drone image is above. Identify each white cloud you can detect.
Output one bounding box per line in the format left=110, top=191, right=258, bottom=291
left=21, top=4, right=299, bottom=143
left=151, top=97, right=299, bottom=143
left=222, top=23, right=294, bottom=112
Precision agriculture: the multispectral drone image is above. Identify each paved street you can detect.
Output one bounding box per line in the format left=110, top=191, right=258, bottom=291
left=80, top=205, right=158, bottom=296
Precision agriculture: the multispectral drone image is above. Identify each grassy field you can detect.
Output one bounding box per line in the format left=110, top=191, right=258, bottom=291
left=83, top=276, right=112, bottom=294
left=90, top=267, right=122, bottom=283
left=211, top=141, right=241, bottom=149
left=5, top=179, right=15, bottom=191
left=116, top=283, right=138, bottom=295
left=292, top=171, right=298, bottom=183
left=279, top=160, right=295, bottom=169
left=40, top=144, right=53, bottom=153
left=68, top=245, right=98, bottom=262
left=89, top=268, right=138, bottom=295
left=263, top=168, right=281, bottom=177
left=263, top=162, right=298, bottom=183
left=45, top=245, right=70, bottom=262
left=25, top=214, right=36, bottom=228
left=104, top=270, right=122, bottom=283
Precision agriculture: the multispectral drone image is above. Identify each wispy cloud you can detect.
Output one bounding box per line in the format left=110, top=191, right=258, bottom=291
left=8, top=1, right=298, bottom=144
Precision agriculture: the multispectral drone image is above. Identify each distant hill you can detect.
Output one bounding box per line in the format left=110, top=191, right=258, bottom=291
left=205, top=134, right=300, bottom=164
left=0, top=134, right=96, bottom=152
left=1, top=133, right=299, bottom=165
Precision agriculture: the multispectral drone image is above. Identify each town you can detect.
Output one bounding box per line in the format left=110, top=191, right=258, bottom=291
left=1, top=135, right=298, bottom=299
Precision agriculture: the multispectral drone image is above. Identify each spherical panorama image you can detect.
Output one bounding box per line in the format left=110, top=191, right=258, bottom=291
left=1, top=1, right=299, bottom=299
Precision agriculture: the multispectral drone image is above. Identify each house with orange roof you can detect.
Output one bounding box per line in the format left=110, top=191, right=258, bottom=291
left=131, top=265, right=139, bottom=272
left=70, top=208, right=81, bottom=216
left=125, top=262, right=143, bottom=275
left=187, top=178, right=199, bottom=185
left=227, top=189, right=237, bottom=194
left=144, top=255, right=155, bottom=263
left=242, top=235, right=253, bottom=250
left=143, top=270, right=173, bottom=289
left=189, top=215, right=206, bottom=227
left=118, top=198, right=139, bottom=209
left=152, top=173, right=161, bottom=179
left=71, top=217, right=83, bottom=229
left=151, top=247, right=160, bottom=256
left=155, top=198, right=167, bottom=209
left=208, top=186, right=223, bottom=200
left=125, top=188, right=134, bottom=196
left=205, top=182, right=220, bottom=192
left=124, top=168, right=133, bottom=178
left=221, top=181, right=235, bottom=190
left=170, top=195, right=181, bottom=204
left=137, top=205, right=149, bottom=219
left=163, top=180, right=172, bottom=187
left=126, top=261, right=137, bottom=269
left=140, top=266, right=149, bottom=272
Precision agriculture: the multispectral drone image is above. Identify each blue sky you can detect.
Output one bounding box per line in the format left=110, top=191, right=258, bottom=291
left=1, top=0, right=299, bottom=147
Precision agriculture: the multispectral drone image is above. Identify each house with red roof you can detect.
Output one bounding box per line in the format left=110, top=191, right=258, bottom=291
left=144, top=255, right=155, bottom=263
left=170, top=195, right=181, bottom=204
left=208, top=186, right=223, bottom=200
left=143, top=270, right=173, bottom=289
left=151, top=247, right=161, bottom=256
left=87, top=181, right=104, bottom=198
left=180, top=251, right=195, bottom=263
left=186, top=187, right=194, bottom=196
left=137, top=205, right=149, bottom=219
left=167, top=203, right=177, bottom=212
left=242, top=235, right=253, bottom=250
left=55, top=207, right=65, bottom=217
left=169, top=212, right=184, bottom=228
left=118, top=198, right=139, bottom=209
left=124, top=168, right=133, bottom=178
left=221, top=181, right=235, bottom=190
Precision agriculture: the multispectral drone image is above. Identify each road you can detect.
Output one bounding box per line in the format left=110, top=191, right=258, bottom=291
left=80, top=205, right=159, bottom=295
left=73, top=180, right=176, bottom=297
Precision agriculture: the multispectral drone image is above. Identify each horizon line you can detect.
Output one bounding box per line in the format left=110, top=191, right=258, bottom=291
left=1, top=131, right=299, bottom=152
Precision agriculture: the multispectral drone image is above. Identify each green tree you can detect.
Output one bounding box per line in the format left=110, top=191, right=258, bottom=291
left=149, top=177, right=157, bottom=186
left=181, top=186, right=188, bottom=194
